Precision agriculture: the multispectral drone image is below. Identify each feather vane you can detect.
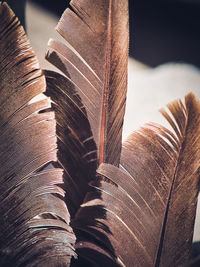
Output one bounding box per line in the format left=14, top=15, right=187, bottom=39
left=46, top=0, right=129, bottom=166
left=0, top=3, right=76, bottom=266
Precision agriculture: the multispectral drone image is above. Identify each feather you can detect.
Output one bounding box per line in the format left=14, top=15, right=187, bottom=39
left=46, top=0, right=129, bottom=166
left=0, top=3, right=75, bottom=266
left=45, top=70, right=97, bottom=218
left=72, top=93, right=200, bottom=266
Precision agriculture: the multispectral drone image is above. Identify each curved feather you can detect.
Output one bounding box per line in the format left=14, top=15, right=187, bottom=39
left=46, top=0, right=129, bottom=166
left=44, top=71, right=118, bottom=265
left=0, top=3, right=75, bottom=265
left=121, top=93, right=200, bottom=266
left=45, top=70, right=97, bottom=218
left=72, top=93, right=200, bottom=266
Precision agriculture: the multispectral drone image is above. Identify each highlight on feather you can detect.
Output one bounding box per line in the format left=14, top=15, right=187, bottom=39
left=0, top=2, right=76, bottom=266
left=46, top=0, right=129, bottom=166
left=71, top=93, right=200, bottom=267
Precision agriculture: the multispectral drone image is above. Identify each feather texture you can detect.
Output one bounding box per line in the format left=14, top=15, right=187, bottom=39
left=45, top=70, right=97, bottom=218
left=46, top=0, right=129, bottom=166
left=0, top=3, right=75, bottom=266
left=1, top=1, right=200, bottom=266
left=72, top=93, right=200, bottom=266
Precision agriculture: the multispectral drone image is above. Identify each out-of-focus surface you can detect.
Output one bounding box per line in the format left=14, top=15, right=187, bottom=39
left=125, top=62, right=200, bottom=139
left=26, top=0, right=200, bottom=241
left=129, top=0, right=200, bottom=67
left=26, top=1, right=61, bottom=71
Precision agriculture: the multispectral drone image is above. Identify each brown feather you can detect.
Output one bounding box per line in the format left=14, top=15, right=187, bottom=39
left=72, top=93, right=200, bottom=266
left=0, top=3, right=75, bottom=266
left=46, top=0, right=129, bottom=166
left=120, top=93, right=200, bottom=266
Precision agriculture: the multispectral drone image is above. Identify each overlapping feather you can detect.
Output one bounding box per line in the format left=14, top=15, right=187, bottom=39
left=46, top=0, right=129, bottom=166
left=0, top=2, right=75, bottom=266
left=44, top=0, right=200, bottom=266
left=71, top=94, right=200, bottom=266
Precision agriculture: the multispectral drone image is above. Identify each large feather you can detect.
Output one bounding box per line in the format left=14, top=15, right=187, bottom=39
left=72, top=93, right=200, bottom=266
left=0, top=3, right=75, bottom=265
left=46, top=0, right=129, bottom=166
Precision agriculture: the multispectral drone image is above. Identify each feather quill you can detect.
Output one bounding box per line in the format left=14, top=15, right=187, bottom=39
left=46, top=0, right=129, bottom=166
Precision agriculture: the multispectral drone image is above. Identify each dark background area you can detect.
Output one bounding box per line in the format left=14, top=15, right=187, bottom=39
left=6, top=0, right=200, bottom=68
left=5, top=0, right=26, bottom=29
left=130, top=0, right=200, bottom=67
